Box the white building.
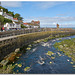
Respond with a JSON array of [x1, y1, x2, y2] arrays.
[[12, 18, 18, 22], [4, 22, 21, 30], [23, 23, 40, 28], [0, 9, 3, 15], [0, 9, 18, 21], [13, 21, 21, 29], [3, 12, 13, 20]]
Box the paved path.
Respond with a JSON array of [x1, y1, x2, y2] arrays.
[[0, 32, 35, 41]]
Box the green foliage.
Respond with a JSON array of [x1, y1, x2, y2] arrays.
[[8, 11, 14, 17], [0, 6, 8, 13], [4, 18, 12, 23], [21, 24, 27, 28], [0, 15, 4, 25], [14, 13, 23, 21], [24, 67, 30, 71], [14, 13, 20, 19], [0, 6, 23, 21], [43, 38, 49, 42], [0, 15, 12, 25], [18, 17, 23, 20], [46, 51, 54, 56]]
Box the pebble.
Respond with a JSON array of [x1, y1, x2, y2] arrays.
[[67, 59, 70, 62]]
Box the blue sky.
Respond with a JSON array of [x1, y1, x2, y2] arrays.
[[1, 1, 75, 28]]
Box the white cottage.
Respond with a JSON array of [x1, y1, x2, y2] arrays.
[[0, 9, 3, 15], [4, 22, 21, 30], [0, 9, 14, 21], [3, 12, 13, 20]]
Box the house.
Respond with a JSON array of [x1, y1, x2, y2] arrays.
[[0, 9, 21, 30], [13, 18, 18, 22], [4, 22, 21, 30], [0, 9, 18, 22], [3, 12, 13, 20], [23, 23, 31, 28], [13, 21, 21, 29], [0, 9, 3, 15], [31, 20, 40, 26], [23, 20, 40, 28]]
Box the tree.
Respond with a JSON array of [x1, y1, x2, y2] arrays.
[[18, 17, 23, 21], [14, 13, 20, 19], [0, 6, 8, 13], [21, 24, 27, 28], [4, 18, 12, 24], [8, 11, 14, 17], [14, 13, 23, 21], [0, 15, 4, 25]]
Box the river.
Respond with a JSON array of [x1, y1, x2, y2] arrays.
[[13, 35, 75, 74]]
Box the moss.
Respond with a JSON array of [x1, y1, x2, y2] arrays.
[[51, 57, 55, 59], [54, 38, 75, 62], [26, 47, 31, 50], [50, 62, 53, 64], [43, 38, 49, 42], [46, 51, 54, 56], [18, 64, 22, 67], [24, 67, 30, 71]]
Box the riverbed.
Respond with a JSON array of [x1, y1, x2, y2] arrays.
[[13, 35, 75, 74]]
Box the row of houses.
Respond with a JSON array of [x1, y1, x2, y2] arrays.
[[0, 9, 40, 30], [0, 9, 21, 30], [23, 20, 40, 28]]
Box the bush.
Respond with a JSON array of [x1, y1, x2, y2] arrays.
[[4, 18, 12, 23], [21, 24, 27, 28]]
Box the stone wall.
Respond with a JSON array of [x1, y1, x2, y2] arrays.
[[0, 31, 75, 61]]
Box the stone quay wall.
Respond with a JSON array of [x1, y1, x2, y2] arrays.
[[0, 30, 75, 61]]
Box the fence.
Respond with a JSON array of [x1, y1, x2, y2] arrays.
[[0, 28, 74, 38]]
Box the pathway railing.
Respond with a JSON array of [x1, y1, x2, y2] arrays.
[[0, 28, 47, 38], [0, 28, 74, 38]]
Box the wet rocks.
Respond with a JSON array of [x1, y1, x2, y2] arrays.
[[0, 60, 9, 66], [24, 67, 30, 71], [46, 51, 54, 56], [15, 48, 20, 53]]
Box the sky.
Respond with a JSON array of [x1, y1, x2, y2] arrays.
[[1, 1, 75, 28]]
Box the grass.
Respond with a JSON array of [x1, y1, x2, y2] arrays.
[[54, 38, 75, 62]]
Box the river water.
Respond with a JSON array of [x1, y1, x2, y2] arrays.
[[13, 35, 75, 74]]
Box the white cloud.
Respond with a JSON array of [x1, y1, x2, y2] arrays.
[[36, 1, 66, 9], [1, 1, 22, 7]]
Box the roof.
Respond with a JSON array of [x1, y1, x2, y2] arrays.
[[6, 13, 12, 16], [4, 12, 12, 17], [31, 20, 40, 24], [13, 18, 18, 20], [23, 23, 28, 25], [14, 22, 20, 24]]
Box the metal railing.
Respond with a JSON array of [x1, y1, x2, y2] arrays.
[[0, 28, 75, 38], [0, 28, 50, 38]]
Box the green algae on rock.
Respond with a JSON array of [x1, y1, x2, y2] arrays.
[[46, 51, 54, 56], [54, 38, 75, 62], [24, 67, 30, 71]]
